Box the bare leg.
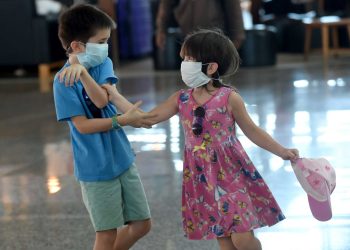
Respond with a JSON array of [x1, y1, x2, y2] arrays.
[[231, 231, 262, 250], [113, 219, 151, 250], [217, 236, 238, 250], [94, 229, 117, 250]]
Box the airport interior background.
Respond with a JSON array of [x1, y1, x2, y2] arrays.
[[0, 0, 350, 249]]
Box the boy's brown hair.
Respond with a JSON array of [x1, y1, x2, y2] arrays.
[[58, 4, 116, 51]]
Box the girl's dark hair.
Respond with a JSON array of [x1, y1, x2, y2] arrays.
[[58, 4, 116, 51], [180, 28, 240, 89]]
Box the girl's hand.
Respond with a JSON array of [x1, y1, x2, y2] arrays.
[[119, 101, 157, 128], [102, 84, 119, 102], [59, 64, 87, 87], [279, 148, 299, 161]]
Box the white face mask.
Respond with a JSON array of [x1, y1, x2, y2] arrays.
[[180, 61, 211, 88], [77, 43, 108, 68]]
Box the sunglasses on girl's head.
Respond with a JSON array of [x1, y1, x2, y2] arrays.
[[82, 88, 102, 118], [192, 106, 205, 136]]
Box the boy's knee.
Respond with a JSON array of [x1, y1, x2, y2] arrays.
[[96, 229, 117, 245], [130, 219, 151, 238], [143, 219, 152, 234]]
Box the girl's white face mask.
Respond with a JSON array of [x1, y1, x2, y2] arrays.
[[180, 61, 211, 88], [77, 43, 108, 68]]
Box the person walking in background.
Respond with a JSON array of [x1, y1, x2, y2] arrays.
[[104, 28, 299, 250], [53, 4, 153, 250], [155, 0, 246, 50]]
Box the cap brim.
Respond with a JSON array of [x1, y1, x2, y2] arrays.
[[307, 195, 332, 221]]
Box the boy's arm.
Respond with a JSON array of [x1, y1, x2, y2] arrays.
[[59, 63, 109, 108], [80, 69, 109, 108], [72, 116, 115, 134], [71, 101, 154, 134]]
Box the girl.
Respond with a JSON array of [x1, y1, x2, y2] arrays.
[[105, 29, 299, 250]]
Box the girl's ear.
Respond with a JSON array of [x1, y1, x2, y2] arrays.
[[70, 41, 84, 53], [207, 62, 218, 75]]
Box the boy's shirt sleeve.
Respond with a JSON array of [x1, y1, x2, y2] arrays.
[[96, 57, 118, 84], [53, 76, 86, 122]]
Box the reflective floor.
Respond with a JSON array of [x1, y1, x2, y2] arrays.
[[0, 54, 350, 250]]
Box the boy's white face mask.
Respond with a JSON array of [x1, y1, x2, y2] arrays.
[[77, 43, 108, 68], [180, 61, 211, 88]]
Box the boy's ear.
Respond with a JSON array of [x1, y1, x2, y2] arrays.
[[70, 41, 84, 53], [207, 62, 218, 75]]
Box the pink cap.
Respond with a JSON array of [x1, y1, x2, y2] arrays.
[[291, 158, 336, 221]]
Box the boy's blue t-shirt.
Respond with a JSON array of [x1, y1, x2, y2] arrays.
[[53, 57, 135, 182]]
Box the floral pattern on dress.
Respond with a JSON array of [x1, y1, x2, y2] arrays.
[[178, 87, 285, 240]]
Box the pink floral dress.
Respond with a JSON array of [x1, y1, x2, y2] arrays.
[[178, 87, 285, 240]]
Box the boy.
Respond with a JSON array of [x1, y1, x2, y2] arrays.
[[53, 4, 152, 250]]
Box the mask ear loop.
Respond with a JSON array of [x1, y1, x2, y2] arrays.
[[65, 41, 86, 56], [201, 62, 209, 75], [213, 72, 223, 83], [78, 41, 86, 47], [212, 74, 223, 83], [203, 62, 223, 83]]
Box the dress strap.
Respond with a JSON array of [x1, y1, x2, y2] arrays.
[[220, 87, 235, 107]]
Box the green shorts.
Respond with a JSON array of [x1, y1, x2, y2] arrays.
[[80, 164, 151, 232]]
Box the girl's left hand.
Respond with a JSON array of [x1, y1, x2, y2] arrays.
[[280, 148, 299, 161], [102, 84, 119, 102], [59, 64, 87, 87]]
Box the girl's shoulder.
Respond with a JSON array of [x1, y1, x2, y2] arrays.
[[220, 85, 238, 93], [228, 89, 245, 111], [217, 86, 238, 101]]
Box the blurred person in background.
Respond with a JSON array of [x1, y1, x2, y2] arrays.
[[155, 0, 246, 50]]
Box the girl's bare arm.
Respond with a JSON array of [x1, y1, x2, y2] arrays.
[[102, 84, 136, 113], [228, 91, 298, 160], [146, 91, 180, 125]]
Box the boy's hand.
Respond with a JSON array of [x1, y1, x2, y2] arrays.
[[69, 54, 80, 65], [119, 101, 156, 128], [59, 64, 87, 87]]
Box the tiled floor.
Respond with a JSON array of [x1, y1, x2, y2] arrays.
[[0, 54, 349, 250]]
